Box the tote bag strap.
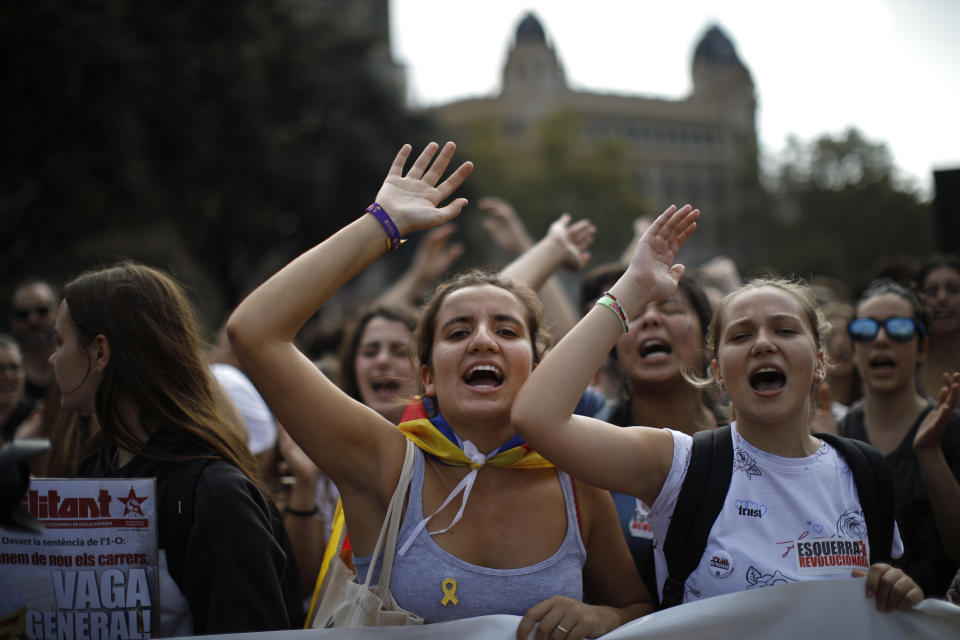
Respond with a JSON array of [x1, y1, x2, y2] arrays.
[[364, 438, 416, 593], [305, 500, 347, 626]]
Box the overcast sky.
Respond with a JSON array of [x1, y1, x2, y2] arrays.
[[391, 0, 960, 200]]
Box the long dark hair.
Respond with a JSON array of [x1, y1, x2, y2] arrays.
[[338, 305, 418, 402], [63, 262, 261, 487]]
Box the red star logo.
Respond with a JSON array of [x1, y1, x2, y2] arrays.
[[118, 486, 148, 517]]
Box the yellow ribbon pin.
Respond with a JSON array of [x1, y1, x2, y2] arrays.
[[440, 578, 459, 606]]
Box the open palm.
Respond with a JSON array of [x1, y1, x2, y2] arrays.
[[547, 213, 596, 271], [626, 204, 700, 302], [915, 372, 960, 453], [374, 142, 474, 236]]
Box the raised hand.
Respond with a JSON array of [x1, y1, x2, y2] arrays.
[[623, 204, 700, 304], [699, 255, 742, 295], [375, 142, 474, 236], [914, 371, 960, 454], [478, 196, 535, 256], [409, 225, 464, 284], [546, 213, 595, 271]]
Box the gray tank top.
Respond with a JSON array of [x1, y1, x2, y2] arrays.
[[354, 447, 587, 622]]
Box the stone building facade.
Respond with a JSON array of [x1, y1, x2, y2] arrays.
[[429, 13, 760, 263]]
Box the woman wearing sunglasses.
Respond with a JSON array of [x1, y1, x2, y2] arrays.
[[839, 279, 960, 597]]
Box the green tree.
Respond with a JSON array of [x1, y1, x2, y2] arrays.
[[443, 111, 653, 267], [753, 128, 932, 289], [1, 0, 428, 320]]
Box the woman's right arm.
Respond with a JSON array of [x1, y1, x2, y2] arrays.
[[375, 224, 463, 313], [227, 142, 472, 497], [482, 198, 592, 342], [511, 205, 699, 505], [499, 212, 595, 341]]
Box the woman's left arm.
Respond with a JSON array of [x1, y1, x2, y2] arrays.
[[500, 213, 595, 290], [500, 212, 595, 342], [515, 481, 654, 640], [913, 372, 960, 564]]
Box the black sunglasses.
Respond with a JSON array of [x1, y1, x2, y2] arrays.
[[13, 305, 52, 320], [848, 317, 924, 343]]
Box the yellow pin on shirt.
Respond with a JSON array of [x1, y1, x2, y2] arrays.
[[440, 578, 459, 606]]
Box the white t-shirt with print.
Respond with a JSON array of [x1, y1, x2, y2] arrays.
[[648, 422, 903, 604]]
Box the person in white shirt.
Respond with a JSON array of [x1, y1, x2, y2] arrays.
[[512, 204, 925, 612]]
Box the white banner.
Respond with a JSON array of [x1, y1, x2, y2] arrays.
[[190, 578, 960, 640], [0, 477, 159, 640]]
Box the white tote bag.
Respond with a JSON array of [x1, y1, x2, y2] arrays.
[[309, 439, 424, 628]]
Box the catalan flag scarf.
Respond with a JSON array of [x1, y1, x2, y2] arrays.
[[397, 396, 553, 469], [307, 396, 555, 621], [396, 396, 553, 555]]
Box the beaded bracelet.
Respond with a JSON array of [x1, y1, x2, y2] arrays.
[[284, 504, 319, 518], [596, 292, 630, 334], [366, 202, 406, 252]]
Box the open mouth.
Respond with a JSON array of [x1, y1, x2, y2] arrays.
[[640, 338, 672, 359], [749, 366, 786, 392], [869, 356, 897, 372], [371, 377, 402, 394], [463, 364, 504, 388]]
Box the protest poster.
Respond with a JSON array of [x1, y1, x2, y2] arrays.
[[0, 478, 159, 640]]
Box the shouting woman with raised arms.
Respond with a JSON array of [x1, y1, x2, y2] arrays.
[[511, 204, 924, 612], [228, 142, 653, 639]]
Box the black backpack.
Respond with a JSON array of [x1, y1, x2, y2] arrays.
[[659, 426, 895, 609]]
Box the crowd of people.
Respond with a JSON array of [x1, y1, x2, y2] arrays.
[[2, 141, 959, 638]]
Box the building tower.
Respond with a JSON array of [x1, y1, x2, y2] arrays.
[[430, 14, 761, 265]]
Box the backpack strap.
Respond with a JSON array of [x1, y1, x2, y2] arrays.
[[816, 433, 894, 564], [660, 425, 733, 609]]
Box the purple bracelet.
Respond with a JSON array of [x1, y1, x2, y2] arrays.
[[366, 203, 404, 252]]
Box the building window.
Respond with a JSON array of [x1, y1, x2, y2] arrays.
[[663, 170, 676, 197]]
